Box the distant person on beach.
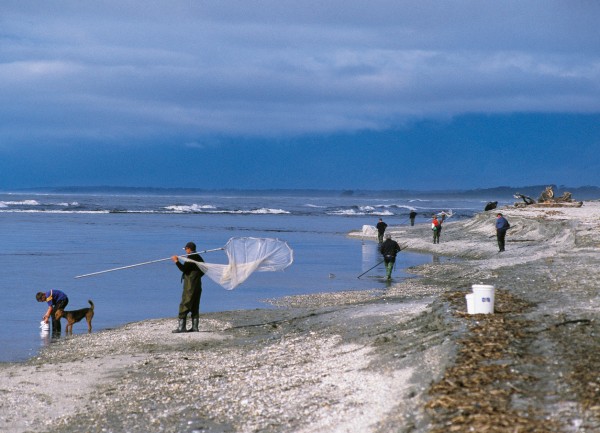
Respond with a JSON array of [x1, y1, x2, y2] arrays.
[[36, 289, 69, 336], [432, 215, 442, 244], [171, 241, 204, 333], [376, 218, 388, 243], [409, 210, 417, 226], [495, 213, 511, 252], [380, 233, 401, 280]]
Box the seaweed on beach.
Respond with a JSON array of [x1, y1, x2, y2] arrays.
[[547, 316, 600, 417], [425, 289, 562, 433]]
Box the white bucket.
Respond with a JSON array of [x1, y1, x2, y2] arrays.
[[472, 284, 495, 314], [39, 321, 50, 332], [465, 293, 475, 314]]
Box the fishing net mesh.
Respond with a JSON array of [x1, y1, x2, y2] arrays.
[[184, 237, 293, 290], [361, 225, 378, 236]]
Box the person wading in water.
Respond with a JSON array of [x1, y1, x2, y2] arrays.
[[380, 233, 401, 280], [376, 218, 388, 244]]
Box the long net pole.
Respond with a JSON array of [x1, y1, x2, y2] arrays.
[[357, 260, 384, 279], [74, 247, 225, 279]]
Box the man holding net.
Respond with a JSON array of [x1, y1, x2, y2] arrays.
[[379, 233, 401, 280], [171, 241, 204, 333]]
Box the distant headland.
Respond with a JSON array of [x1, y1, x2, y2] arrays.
[[4, 184, 600, 200]]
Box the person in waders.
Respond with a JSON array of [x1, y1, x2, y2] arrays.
[[376, 218, 388, 244], [380, 233, 401, 280], [409, 210, 417, 226], [496, 213, 510, 252], [171, 242, 204, 333], [432, 215, 442, 244]]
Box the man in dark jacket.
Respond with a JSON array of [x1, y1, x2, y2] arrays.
[[409, 210, 417, 226], [380, 234, 401, 280], [376, 218, 388, 243], [171, 241, 204, 333], [495, 213, 511, 252]]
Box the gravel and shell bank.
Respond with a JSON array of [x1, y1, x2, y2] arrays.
[[2, 201, 600, 433]]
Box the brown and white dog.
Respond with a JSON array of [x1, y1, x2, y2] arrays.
[[55, 300, 94, 334]]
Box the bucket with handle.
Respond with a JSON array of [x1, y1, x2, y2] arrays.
[[472, 284, 495, 314]]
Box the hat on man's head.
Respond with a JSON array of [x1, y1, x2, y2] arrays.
[[385, 233, 392, 239], [184, 241, 196, 251]]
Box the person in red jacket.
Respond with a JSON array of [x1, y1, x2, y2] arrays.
[[432, 215, 442, 244]]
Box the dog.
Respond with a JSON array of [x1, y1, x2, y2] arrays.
[[55, 300, 94, 335]]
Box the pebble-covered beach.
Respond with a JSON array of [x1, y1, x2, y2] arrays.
[[2, 201, 600, 433]]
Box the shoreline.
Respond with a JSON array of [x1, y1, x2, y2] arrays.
[[2, 201, 600, 432]]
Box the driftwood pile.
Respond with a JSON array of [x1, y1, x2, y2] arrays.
[[514, 186, 583, 208]]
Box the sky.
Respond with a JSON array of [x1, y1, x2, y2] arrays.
[[1, 1, 599, 191]]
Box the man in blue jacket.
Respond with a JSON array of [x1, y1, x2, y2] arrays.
[[496, 213, 511, 252], [36, 289, 69, 336]]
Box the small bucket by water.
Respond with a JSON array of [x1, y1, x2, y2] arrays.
[[472, 284, 495, 314], [465, 293, 475, 314], [39, 321, 50, 332]]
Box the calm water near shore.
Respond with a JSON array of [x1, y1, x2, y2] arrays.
[[0, 190, 492, 362]]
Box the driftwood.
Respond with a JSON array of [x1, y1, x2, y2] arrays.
[[538, 185, 555, 202], [514, 186, 583, 208], [514, 192, 535, 205]]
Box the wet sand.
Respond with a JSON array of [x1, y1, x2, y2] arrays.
[[2, 201, 600, 433]]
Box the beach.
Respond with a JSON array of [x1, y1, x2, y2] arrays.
[[2, 201, 600, 433]]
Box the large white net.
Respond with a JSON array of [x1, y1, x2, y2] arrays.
[[183, 237, 294, 290], [361, 225, 378, 236], [437, 210, 453, 219]]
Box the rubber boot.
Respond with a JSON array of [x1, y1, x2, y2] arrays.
[[385, 262, 393, 280], [172, 318, 187, 333], [190, 317, 199, 332], [52, 317, 61, 337]]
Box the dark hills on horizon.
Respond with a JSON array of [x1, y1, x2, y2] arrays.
[[8, 184, 600, 200]]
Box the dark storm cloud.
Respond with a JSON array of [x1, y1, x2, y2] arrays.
[[1, 0, 598, 143]]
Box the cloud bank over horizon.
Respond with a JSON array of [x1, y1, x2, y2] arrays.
[[2, 1, 599, 143], [1, 1, 599, 190]]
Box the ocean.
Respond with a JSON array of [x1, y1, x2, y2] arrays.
[[0, 190, 505, 362]]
